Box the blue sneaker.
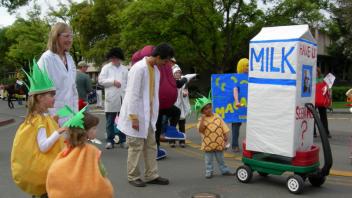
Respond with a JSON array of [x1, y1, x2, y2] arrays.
[[164, 126, 186, 140], [156, 148, 167, 160]]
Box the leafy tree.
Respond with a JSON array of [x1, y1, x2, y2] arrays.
[[119, 0, 264, 73], [4, 4, 49, 69], [264, 0, 329, 26], [0, 27, 14, 81], [0, 0, 29, 12], [327, 0, 352, 81], [70, 0, 131, 65]]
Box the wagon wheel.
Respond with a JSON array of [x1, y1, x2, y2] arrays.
[[286, 174, 304, 194]]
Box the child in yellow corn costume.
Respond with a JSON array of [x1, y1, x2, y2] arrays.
[[46, 107, 114, 198], [11, 60, 65, 197]]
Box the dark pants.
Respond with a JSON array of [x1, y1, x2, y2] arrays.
[[106, 112, 117, 144], [155, 105, 181, 147], [314, 107, 330, 136], [7, 94, 14, 109], [231, 123, 242, 148]]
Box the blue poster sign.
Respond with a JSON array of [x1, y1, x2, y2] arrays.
[[211, 73, 248, 123]]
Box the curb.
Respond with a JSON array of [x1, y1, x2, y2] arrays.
[[0, 118, 15, 127]]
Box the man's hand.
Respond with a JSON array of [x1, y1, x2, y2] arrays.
[[114, 80, 121, 88], [132, 119, 139, 131]]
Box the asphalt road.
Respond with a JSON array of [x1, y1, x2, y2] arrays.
[[0, 101, 351, 198]]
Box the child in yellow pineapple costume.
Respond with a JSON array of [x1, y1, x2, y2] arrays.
[[195, 95, 233, 179], [11, 60, 65, 197], [46, 106, 114, 198]]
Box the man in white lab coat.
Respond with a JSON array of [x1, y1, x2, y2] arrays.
[[118, 43, 174, 187], [98, 47, 128, 149]]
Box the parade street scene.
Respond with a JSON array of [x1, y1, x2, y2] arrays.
[[0, 99, 352, 198], [1, 0, 352, 198]]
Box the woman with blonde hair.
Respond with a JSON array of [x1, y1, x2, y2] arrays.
[[38, 22, 78, 126]]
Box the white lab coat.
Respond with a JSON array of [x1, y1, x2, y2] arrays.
[[98, 62, 128, 112], [118, 57, 160, 139], [38, 50, 78, 126]]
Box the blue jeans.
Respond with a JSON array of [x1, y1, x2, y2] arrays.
[[231, 123, 241, 148], [204, 151, 230, 176], [105, 112, 117, 144]]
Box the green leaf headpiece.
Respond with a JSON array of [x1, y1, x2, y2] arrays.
[[193, 94, 212, 113], [22, 59, 55, 95], [57, 105, 88, 129]]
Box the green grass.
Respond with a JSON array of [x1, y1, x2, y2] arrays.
[[332, 101, 351, 109]]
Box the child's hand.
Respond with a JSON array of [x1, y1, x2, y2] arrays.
[[57, 127, 68, 135], [182, 89, 189, 97], [52, 115, 59, 123]]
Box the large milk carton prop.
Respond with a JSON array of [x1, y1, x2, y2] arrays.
[[246, 25, 317, 157]]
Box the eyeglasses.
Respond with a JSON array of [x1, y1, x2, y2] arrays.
[[59, 33, 73, 39]]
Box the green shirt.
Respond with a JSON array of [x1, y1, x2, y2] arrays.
[[76, 70, 92, 101]]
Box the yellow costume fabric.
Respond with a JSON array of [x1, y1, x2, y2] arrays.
[[47, 143, 114, 198], [11, 114, 64, 196], [198, 114, 230, 152]]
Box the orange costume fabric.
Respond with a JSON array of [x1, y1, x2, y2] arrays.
[[198, 114, 230, 152], [11, 114, 64, 196], [46, 143, 114, 198]]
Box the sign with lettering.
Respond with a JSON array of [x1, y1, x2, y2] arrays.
[[246, 25, 317, 157], [211, 73, 248, 123]]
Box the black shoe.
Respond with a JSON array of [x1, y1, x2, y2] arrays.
[[328, 134, 332, 138], [146, 177, 169, 185], [128, 179, 146, 187]]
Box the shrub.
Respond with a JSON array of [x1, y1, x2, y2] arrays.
[[332, 86, 351, 101]]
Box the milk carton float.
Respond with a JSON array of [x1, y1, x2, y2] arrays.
[[236, 25, 333, 194], [246, 24, 317, 157]]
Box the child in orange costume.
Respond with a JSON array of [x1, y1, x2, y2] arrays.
[[11, 60, 65, 198], [46, 106, 114, 198]]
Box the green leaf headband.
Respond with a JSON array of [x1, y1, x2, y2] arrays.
[[193, 96, 212, 113], [22, 59, 55, 95], [57, 105, 88, 129], [192, 91, 212, 114]]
